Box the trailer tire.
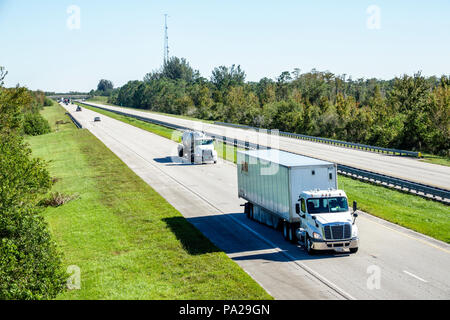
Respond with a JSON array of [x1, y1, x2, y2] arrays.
[[288, 225, 297, 243]]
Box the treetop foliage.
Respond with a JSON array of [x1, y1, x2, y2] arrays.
[[103, 58, 449, 156]]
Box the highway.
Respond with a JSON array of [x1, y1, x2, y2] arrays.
[[62, 103, 450, 300], [79, 101, 450, 191]]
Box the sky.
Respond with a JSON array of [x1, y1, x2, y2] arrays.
[[0, 0, 449, 92]]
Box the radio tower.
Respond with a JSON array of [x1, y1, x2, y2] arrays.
[[164, 14, 169, 65]]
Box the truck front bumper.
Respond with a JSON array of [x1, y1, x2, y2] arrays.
[[311, 237, 359, 251]]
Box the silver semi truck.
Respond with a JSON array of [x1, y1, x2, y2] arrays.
[[178, 131, 218, 164], [237, 149, 359, 254]]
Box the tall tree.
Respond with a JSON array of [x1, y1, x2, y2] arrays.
[[211, 65, 246, 91], [97, 79, 114, 92]]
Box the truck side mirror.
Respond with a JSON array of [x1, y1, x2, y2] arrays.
[[296, 203, 300, 214], [353, 201, 358, 213], [353, 212, 358, 225]]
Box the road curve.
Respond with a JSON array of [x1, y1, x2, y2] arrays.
[[80, 101, 450, 191], [63, 103, 450, 300]]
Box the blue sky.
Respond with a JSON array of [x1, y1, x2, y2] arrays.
[[0, 0, 449, 92]]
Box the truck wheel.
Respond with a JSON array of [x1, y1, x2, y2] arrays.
[[305, 236, 316, 255], [288, 226, 297, 244], [350, 248, 359, 254], [178, 149, 184, 157]]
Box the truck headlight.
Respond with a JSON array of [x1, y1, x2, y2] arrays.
[[312, 232, 322, 240], [352, 226, 358, 238]]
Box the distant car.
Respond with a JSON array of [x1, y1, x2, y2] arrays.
[[76, 106, 82, 112], [94, 117, 101, 122]]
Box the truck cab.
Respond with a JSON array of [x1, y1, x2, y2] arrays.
[[295, 189, 359, 254], [178, 131, 218, 164]]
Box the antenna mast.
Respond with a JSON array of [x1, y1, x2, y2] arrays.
[[164, 14, 169, 65]]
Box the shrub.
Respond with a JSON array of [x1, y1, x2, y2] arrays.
[[23, 112, 51, 136], [0, 207, 66, 300], [0, 132, 66, 300], [43, 98, 53, 107]]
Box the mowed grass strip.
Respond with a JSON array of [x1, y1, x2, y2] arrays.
[[420, 153, 450, 167], [27, 103, 272, 300], [74, 102, 450, 243]]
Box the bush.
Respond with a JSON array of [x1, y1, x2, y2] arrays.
[[0, 208, 66, 300], [44, 98, 53, 107], [23, 112, 51, 136], [0, 132, 66, 300]]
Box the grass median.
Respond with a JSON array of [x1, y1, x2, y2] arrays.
[[27, 102, 272, 299], [75, 101, 450, 243]]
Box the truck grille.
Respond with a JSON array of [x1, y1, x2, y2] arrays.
[[324, 224, 351, 240], [203, 150, 212, 158]]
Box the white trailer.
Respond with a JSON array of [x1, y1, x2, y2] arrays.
[[237, 149, 359, 254]]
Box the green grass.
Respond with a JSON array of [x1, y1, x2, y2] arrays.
[[420, 153, 450, 167], [41, 100, 74, 132], [339, 176, 450, 243], [26, 103, 272, 300], [86, 96, 109, 104], [73, 103, 450, 243]]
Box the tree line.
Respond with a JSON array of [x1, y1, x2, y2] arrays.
[[99, 57, 449, 156], [0, 66, 65, 299]]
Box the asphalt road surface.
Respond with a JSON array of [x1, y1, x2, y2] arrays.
[[80, 101, 450, 191], [63, 103, 450, 300]]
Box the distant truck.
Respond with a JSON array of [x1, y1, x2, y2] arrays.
[[237, 149, 359, 254], [178, 131, 218, 164]]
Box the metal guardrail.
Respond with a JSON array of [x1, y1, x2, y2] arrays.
[[214, 121, 422, 158], [77, 101, 449, 203], [65, 112, 83, 129], [337, 165, 449, 202]]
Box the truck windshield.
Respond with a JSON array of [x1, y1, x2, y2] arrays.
[[199, 139, 214, 145], [307, 197, 349, 214]]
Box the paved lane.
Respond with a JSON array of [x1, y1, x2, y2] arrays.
[[63, 103, 450, 300]]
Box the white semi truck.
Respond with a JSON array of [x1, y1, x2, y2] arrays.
[[178, 131, 218, 164], [237, 149, 359, 254]]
